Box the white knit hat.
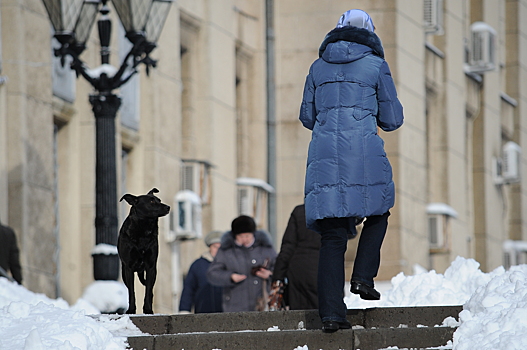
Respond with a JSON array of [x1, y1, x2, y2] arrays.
[[336, 9, 375, 32]]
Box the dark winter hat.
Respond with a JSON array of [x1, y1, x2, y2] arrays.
[[204, 230, 223, 247], [231, 215, 256, 236]]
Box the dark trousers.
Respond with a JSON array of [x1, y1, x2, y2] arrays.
[[316, 212, 389, 322]]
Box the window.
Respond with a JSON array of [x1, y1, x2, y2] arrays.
[[181, 159, 212, 205], [180, 13, 200, 156], [428, 215, 444, 249], [235, 45, 255, 175], [0, 16, 2, 74], [118, 25, 140, 130]]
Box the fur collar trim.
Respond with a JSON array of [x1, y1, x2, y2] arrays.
[[220, 230, 273, 250], [201, 251, 214, 262], [319, 26, 384, 59]]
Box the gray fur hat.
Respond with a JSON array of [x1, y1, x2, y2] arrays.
[[204, 230, 223, 247]]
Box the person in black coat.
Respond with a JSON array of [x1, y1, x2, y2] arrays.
[[272, 204, 320, 310], [0, 220, 23, 284], [179, 231, 223, 313]]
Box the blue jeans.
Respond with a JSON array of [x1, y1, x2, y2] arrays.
[[316, 212, 389, 322]]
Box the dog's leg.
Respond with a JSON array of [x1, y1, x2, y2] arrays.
[[143, 266, 157, 314], [122, 263, 137, 314]]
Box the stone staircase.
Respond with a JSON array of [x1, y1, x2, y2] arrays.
[[123, 305, 462, 350]]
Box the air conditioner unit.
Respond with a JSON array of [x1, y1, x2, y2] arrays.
[[502, 141, 521, 183], [466, 22, 497, 73], [426, 203, 458, 251], [493, 141, 522, 185], [166, 190, 202, 242], [424, 0, 444, 35]]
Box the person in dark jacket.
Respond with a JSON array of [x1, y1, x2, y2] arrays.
[[299, 9, 404, 332], [179, 230, 223, 313], [0, 220, 23, 284], [207, 215, 277, 312], [271, 204, 320, 310]]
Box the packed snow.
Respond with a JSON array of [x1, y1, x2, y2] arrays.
[[1, 256, 527, 349], [0, 280, 141, 350]]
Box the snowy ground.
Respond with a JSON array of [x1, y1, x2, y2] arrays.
[[1, 256, 527, 349]]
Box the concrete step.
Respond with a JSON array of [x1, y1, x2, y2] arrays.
[[127, 326, 456, 350], [115, 306, 462, 350], [127, 305, 462, 334]]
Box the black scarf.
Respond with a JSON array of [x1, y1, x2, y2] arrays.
[[319, 26, 384, 59]]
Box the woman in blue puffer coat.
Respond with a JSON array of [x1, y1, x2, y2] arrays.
[[299, 9, 404, 333]]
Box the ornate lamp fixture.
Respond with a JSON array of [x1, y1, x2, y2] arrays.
[[42, 0, 173, 282], [112, 0, 172, 73]]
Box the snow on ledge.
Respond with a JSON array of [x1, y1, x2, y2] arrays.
[[426, 203, 458, 218], [91, 243, 118, 255], [236, 177, 275, 193]]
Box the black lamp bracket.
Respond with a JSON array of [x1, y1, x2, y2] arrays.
[[54, 31, 157, 94]]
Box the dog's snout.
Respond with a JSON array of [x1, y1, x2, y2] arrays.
[[160, 204, 170, 217]]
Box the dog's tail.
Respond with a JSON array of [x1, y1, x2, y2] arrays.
[[138, 270, 147, 286]]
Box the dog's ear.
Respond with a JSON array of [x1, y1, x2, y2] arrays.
[[147, 188, 159, 196], [120, 194, 137, 205]]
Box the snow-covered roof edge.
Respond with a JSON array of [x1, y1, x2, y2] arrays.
[[426, 203, 458, 218], [236, 177, 275, 193]]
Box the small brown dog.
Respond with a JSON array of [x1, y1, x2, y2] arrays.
[[118, 188, 170, 314]]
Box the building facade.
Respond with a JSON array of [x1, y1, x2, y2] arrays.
[[0, 0, 526, 313]]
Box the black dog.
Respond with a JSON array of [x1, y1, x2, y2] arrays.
[[118, 188, 170, 314]]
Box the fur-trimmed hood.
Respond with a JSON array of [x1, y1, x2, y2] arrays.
[[319, 26, 384, 60], [219, 230, 274, 250]]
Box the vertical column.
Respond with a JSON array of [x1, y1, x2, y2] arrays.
[[90, 93, 121, 280]]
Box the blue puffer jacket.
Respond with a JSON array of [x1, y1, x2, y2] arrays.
[[300, 26, 404, 230]]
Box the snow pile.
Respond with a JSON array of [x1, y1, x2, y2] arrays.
[[0, 277, 70, 310], [454, 264, 527, 350], [0, 301, 128, 350], [345, 257, 527, 349], [1, 257, 527, 349], [82, 281, 128, 313], [0, 278, 142, 350], [345, 256, 502, 308]]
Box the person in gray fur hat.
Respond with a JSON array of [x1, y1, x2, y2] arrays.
[[207, 215, 277, 312]]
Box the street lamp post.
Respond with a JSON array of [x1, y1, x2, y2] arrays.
[[42, 0, 172, 281]]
